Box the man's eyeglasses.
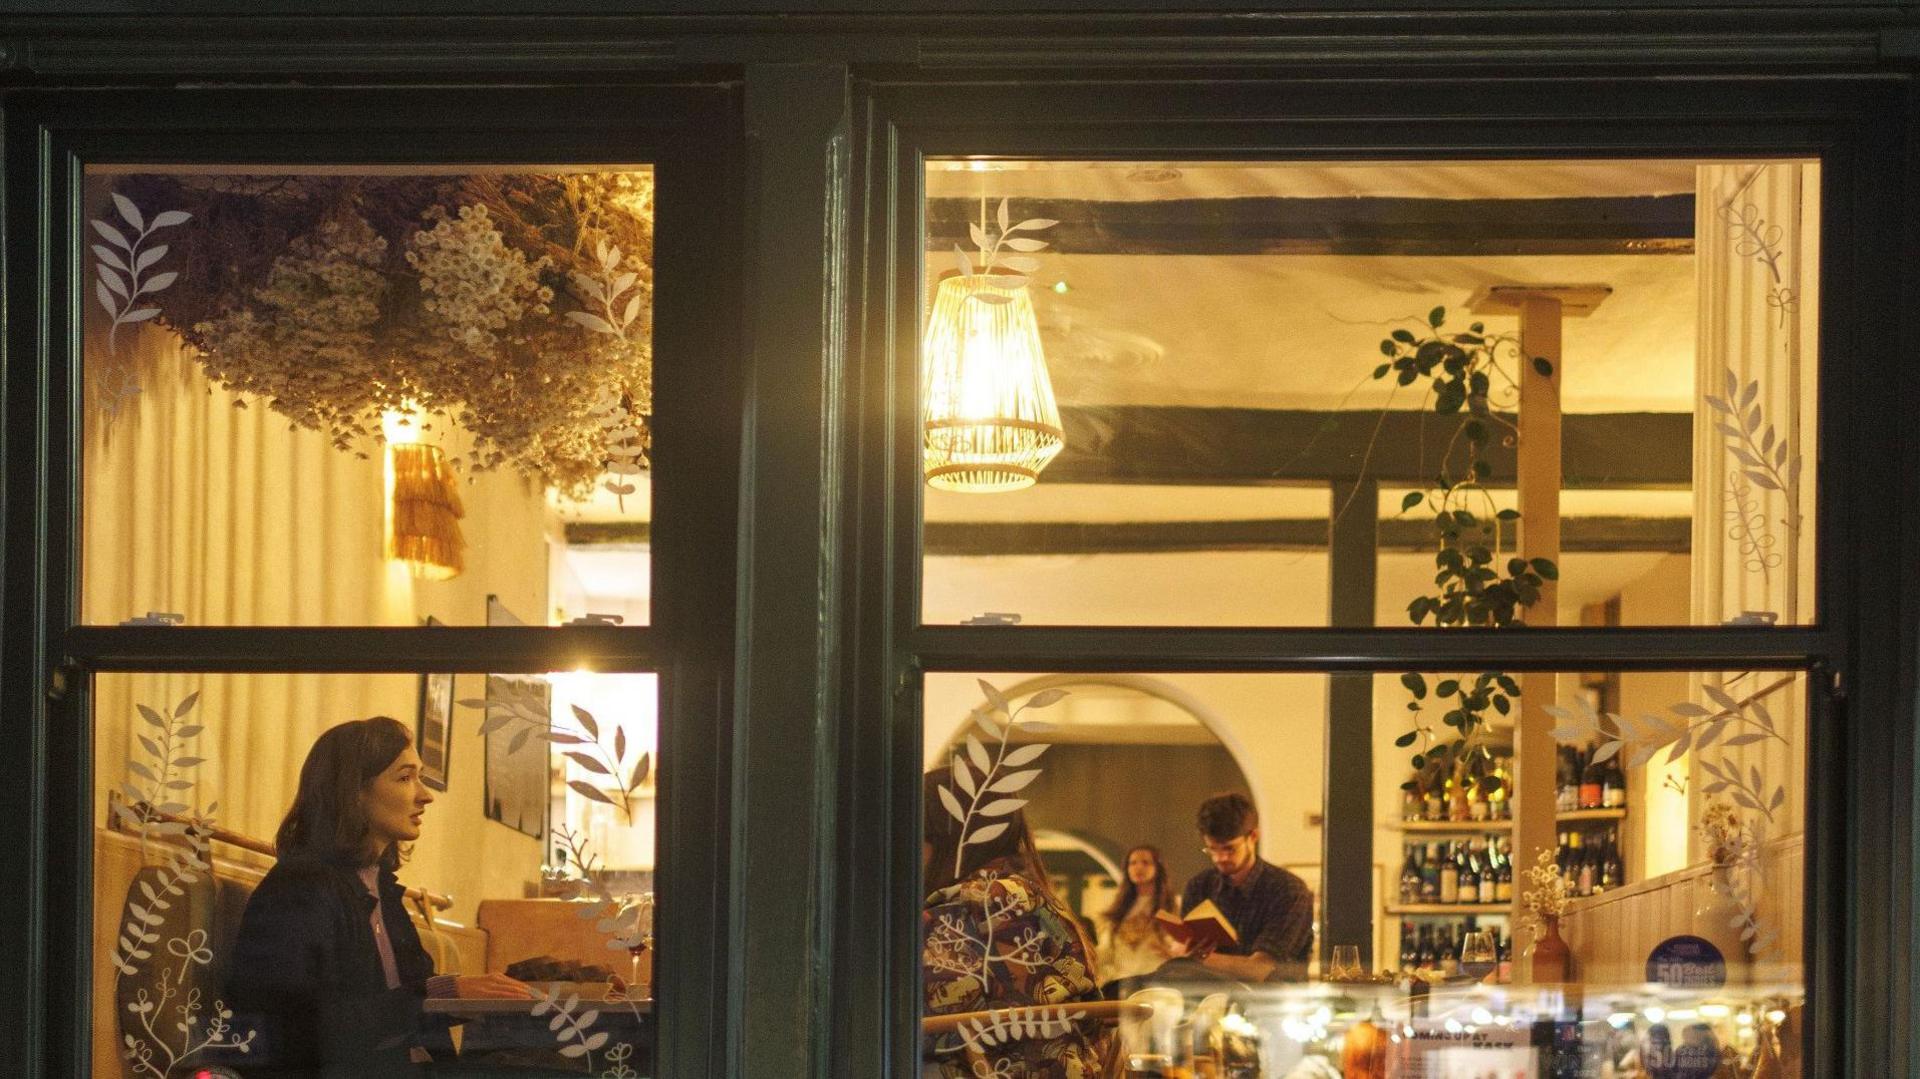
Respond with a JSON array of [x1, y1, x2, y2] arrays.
[[1200, 833, 1253, 858]]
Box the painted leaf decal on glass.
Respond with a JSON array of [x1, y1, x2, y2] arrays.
[[938, 783, 967, 824], [988, 768, 1041, 793], [1001, 743, 1048, 767], [569, 779, 615, 806], [93, 219, 132, 250], [951, 754, 976, 797], [966, 733, 991, 774], [964, 822, 1008, 846], [113, 192, 145, 232]]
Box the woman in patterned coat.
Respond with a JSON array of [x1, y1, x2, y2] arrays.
[[922, 770, 1117, 1079]]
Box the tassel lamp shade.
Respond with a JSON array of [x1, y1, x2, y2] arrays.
[[921, 274, 1064, 492], [383, 409, 466, 580]]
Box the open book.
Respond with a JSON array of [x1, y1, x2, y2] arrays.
[[1154, 900, 1239, 953]]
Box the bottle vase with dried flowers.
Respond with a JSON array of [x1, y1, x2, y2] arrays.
[[1529, 915, 1573, 984]]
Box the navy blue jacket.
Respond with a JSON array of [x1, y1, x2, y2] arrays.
[[225, 855, 455, 1078]]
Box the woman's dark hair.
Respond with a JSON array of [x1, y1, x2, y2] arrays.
[[1196, 791, 1258, 844], [275, 716, 414, 871], [922, 769, 1057, 902], [1102, 845, 1174, 925]]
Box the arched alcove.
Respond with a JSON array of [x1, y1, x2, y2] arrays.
[[925, 673, 1266, 922]]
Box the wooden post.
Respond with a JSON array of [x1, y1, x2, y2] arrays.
[[1324, 479, 1378, 971], [1468, 284, 1606, 980], [1514, 296, 1563, 977]]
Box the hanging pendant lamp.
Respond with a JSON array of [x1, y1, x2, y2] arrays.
[[921, 202, 1063, 493]]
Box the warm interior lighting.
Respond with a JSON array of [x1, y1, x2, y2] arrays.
[[921, 274, 1064, 492], [382, 406, 465, 580]]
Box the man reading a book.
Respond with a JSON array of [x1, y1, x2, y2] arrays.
[[1164, 792, 1314, 982]]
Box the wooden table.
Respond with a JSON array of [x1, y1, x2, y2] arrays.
[[424, 997, 653, 1074]]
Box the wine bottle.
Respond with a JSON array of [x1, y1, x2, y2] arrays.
[[1495, 840, 1514, 902], [1457, 843, 1479, 904], [1400, 922, 1418, 971], [1401, 845, 1422, 904], [1604, 754, 1628, 809], [1439, 841, 1460, 904], [1603, 833, 1625, 890], [1556, 747, 1576, 813], [1476, 841, 1497, 904], [1449, 759, 1470, 822], [1574, 831, 1594, 896], [1421, 843, 1441, 903], [1579, 747, 1604, 810], [1415, 926, 1435, 971]]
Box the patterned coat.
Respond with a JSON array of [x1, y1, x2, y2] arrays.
[[922, 858, 1115, 1079]]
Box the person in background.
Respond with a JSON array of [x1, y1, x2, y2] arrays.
[[1167, 792, 1314, 982], [1095, 845, 1178, 988], [921, 770, 1115, 1078], [227, 716, 532, 1077]]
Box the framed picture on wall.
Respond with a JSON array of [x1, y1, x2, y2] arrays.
[[416, 616, 453, 792], [483, 595, 547, 840]]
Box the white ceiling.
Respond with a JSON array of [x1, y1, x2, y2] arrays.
[[1030, 251, 1696, 412]]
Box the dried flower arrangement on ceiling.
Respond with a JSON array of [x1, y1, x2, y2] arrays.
[[98, 170, 654, 497]]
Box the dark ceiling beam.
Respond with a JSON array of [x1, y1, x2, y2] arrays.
[[922, 516, 1690, 557], [1048, 406, 1691, 488], [566, 516, 1690, 555], [927, 195, 1694, 257]]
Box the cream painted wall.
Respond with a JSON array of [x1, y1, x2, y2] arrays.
[[1618, 555, 1695, 879], [86, 326, 552, 925]]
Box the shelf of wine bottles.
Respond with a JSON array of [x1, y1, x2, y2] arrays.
[[1557, 742, 1628, 814], [1555, 826, 1626, 898], [1396, 837, 1513, 907], [1396, 917, 1514, 984], [1399, 747, 1513, 824]]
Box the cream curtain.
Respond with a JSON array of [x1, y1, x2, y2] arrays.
[[85, 323, 551, 922], [1690, 161, 1820, 847]]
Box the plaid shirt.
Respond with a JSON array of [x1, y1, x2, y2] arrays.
[[1181, 860, 1314, 973]]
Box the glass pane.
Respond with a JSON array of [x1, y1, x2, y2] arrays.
[[920, 669, 1808, 1076], [91, 669, 658, 1077], [80, 165, 655, 627], [919, 159, 1819, 627]]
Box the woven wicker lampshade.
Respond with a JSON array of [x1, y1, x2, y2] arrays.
[[920, 274, 1064, 493], [384, 409, 465, 580]]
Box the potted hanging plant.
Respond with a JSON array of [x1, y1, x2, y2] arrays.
[[1373, 307, 1558, 805]]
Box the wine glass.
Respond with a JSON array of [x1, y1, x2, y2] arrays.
[[1459, 930, 1497, 982], [626, 892, 656, 997], [1330, 944, 1363, 982]]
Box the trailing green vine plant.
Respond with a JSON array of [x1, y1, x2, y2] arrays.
[[1370, 306, 1558, 796]]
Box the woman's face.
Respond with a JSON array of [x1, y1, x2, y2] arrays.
[[361, 744, 434, 851], [1126, 849, 1159, 886]]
